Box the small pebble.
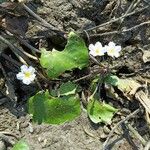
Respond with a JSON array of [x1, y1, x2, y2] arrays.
[[28, 123, 34, 133], [0, 140, 6, 150], [100, 133, 107, 140], [103, 126, 110, 134]]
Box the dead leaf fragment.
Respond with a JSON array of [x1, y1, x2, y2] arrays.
[[135, 90, 150, 124], [117, 79, 141, 99], [142, 50, 150, 63], [105, 75, 141, 101]]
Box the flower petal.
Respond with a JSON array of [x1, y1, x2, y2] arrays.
[[89, 44, 95, 51], [16, 72, 25, 80], [107, 52, 114, 57], [108, 42, 116, 47], [30, 74, 36, 81], [22, 78, 32, 85], [114, 52, 120, 58], [28, 66, 36, 74], [21, 65, 28, 72], [115, 46, 121, 52], [95, 42, 102, 49], [101, 47, 107, 53], [89, 50, 97, 57]]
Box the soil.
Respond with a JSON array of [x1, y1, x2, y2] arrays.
[[0, 0, 150, 150], [0, 101, 103, 150]]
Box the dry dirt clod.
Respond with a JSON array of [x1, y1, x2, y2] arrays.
[[0, 140, 6, 150], [142, 50, 150, 63], [0, 133, 15, 146]]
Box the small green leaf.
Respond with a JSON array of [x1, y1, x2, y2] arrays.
[[12, 139, 29, 150], [50, 89, 58, 97], [90, 75, 100, 93], [87, 98, 117, 124], [40, 32, 89, 78], [104, 74, 119, 86], [59, 81, 77, 96], [28, 91, 81, 125]]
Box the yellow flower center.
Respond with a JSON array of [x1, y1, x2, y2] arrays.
[[108, 48, 115, 54], [95, 49, 100, 54], [24, 72, 31, 78]]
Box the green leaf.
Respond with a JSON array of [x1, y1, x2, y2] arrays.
[[50, 89, 58, 97], [28, 91, 81, 125], [12, 139, 29, 150], [90, 75, 100, 93], [104, 74, 119, 86], [40, 32, 89, 78], [59, 81, 77, 96], [87, 98, 117, 124]]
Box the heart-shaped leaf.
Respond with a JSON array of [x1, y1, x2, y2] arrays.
[[28, 91, 81, 125], [59, 81, 77, 96], [87, 98, 117, 124], [40, 32, 89, 79]]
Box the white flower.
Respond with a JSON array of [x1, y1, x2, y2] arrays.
[[105, 42, 121, 58], [16, 65, 36, 85], [89, 42, 106, 57]]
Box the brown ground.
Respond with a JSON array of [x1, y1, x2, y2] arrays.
[[0, 0, 150, 149]]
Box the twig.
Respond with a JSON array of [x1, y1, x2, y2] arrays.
[[0, 132, 18, 140], [0, 35, 32, 65], [83, 30, 90, 43], [0, 133, 15, 145], [1, 25, 41, 54], [143, 0, 150, 6], [144, 140, 150, 150], [132, 0, 142, 9], [90, 55, 101, 65], [85, 6, 149, 32], [119, 0, 140, 27], [90, 31, 119, 37], [109, 0, 141, 40], [118, 20, 150, 32], [73, 74, 93, 83], [89, 55, 106, 69], [19, 48, 38, 60], [22, 3, 62, 33], [123, 0, 141, 19], [127, 124, 146, 146], [90, 20, 150, 37], [16, 36, 41, 53], [73, 67, 101, 83], [103, 108, 140, 149], [1, 53, 22, 67], [82, 126, 95, 138]]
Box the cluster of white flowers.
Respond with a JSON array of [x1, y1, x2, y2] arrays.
[[16, 65, 36, 85], [16, 42, 121, 85], [89, 41, 121, 58]]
